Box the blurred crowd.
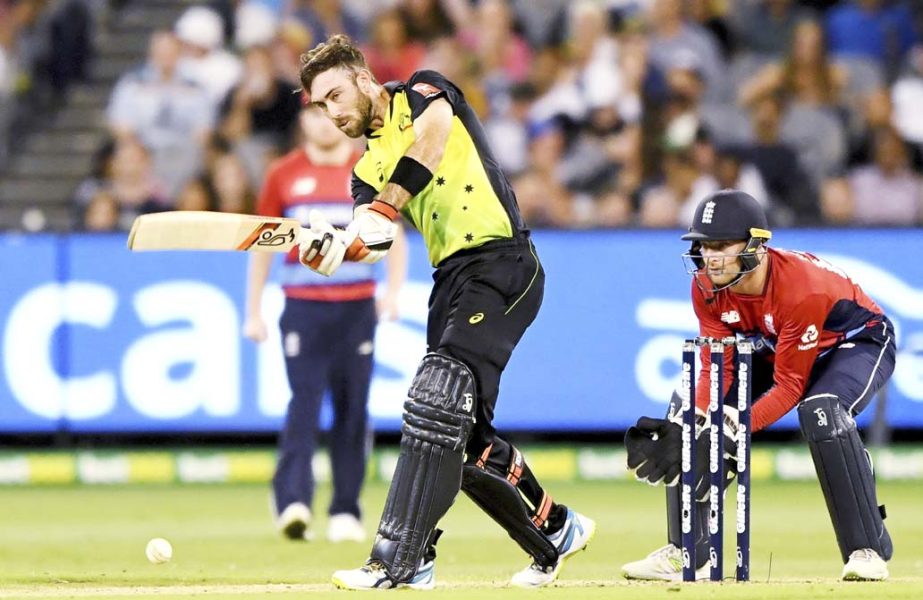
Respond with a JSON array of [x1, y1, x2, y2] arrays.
[[0, 0, 94, 167], [14, 0, 923, 231]]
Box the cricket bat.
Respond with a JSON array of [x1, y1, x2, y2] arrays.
[[127, 211, 305, 253]]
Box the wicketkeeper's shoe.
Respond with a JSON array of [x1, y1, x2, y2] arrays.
[[620, 544, 709, 581], [276, 502, 313, 541], [326, 513, 366, 543], [331, 559, 436, 590], [842, 548, 889, 581], [510, 508, 596, 588]]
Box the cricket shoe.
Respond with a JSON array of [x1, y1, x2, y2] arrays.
[[510, 508, 596, 588], [842, 548, 888, 581], [620, 544, 709, 581], [326, 513, 366, 543], [276, 502, 314, 541], [331, 559, 436, 590]]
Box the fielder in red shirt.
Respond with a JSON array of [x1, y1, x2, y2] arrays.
[[623, 190, 895, 582], [243, 100, 406, 544]]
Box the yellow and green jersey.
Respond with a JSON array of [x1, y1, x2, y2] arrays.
[[351, 70, 526, 266]]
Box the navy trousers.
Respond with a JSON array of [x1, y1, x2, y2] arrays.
[[272, 297, 376, 518], [740, 318, 896, 417]]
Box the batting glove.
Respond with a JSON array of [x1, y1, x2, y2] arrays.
[[343, 200, 398, 264], [299, 210, 347, 276]]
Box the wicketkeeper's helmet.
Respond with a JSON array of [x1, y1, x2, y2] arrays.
[[681, 189, 772, 272]]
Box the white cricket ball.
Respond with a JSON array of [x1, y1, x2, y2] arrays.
[[145, 538, 173, 564]]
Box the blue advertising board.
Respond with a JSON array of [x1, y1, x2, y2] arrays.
[[1, 229, 920, 433]]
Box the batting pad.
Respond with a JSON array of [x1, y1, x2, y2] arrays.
[[370, 354, 476, 582], [798, 396, 892, 562]]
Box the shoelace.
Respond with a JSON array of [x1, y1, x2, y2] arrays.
[[850, 549, 877, 562], [651, 545, 680, 561], [363, 561, 389, 577], [528, 563, 554, 574]]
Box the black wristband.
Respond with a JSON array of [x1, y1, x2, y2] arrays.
[[389, 156, 433, 197]]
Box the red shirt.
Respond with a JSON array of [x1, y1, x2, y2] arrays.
[[257, 148, 375, 301], [692, 247, 884, 431]]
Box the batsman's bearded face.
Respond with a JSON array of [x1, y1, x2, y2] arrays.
[[699, 240, 747, 286], [310, 68, 375, 139]]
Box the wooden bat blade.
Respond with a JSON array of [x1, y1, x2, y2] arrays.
[[127, 211, 303, 253]]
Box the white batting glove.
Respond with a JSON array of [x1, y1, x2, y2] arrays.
[[298, 210, 347, 276], [343, 200, 398, 264]]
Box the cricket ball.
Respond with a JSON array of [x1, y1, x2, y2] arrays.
[[145, 537, 173, 564]]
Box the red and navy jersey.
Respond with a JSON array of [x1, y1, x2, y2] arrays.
[[257, 148, 375, 301], [691, 247, 887, 431]]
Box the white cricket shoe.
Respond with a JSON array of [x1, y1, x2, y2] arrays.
[[510, 508, 596, 588], [276, 502, 313, 541], [842, 548, 889, 581], [621, 544, 709, 581], [326, 513, 366, 543], [406, 559, 436, 590], [331, 559, 436, 590]]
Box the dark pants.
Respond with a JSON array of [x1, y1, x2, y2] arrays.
[[802, 325, 895, 417], [426, 235, 545, 454], [272, 297, 376, 518], [368, 234, 558, 580], [731, 321, 895, 416]]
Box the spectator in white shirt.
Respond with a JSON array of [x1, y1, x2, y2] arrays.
[[107, 31, 215, 198], [175, 5, 243, 107]]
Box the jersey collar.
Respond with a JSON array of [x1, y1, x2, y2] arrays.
[[365, 81, 402, 139]]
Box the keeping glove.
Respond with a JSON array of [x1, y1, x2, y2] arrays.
[[343, 199, 398, 264], [625, 416, 684, 486], [299, 210, 348, 276], [692, 405, 739, 502]]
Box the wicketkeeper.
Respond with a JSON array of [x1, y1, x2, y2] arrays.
[[623, 190, 895, 581]]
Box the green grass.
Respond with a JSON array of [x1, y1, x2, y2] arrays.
[[0, 480, 921, 599]]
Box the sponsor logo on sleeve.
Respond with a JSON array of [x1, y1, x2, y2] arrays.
[[798, 324, 819, 350], [412, 82, 442, 98]]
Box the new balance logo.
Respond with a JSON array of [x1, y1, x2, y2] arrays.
[[721, 310, 740, 324], [701, 200, 716, 224], [462, 393, 473, 413]]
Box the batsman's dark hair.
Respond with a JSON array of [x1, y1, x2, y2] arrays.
[[299, 34, 372, 93]]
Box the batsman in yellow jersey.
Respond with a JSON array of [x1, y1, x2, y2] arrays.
[[296, 34, 595, 590]]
